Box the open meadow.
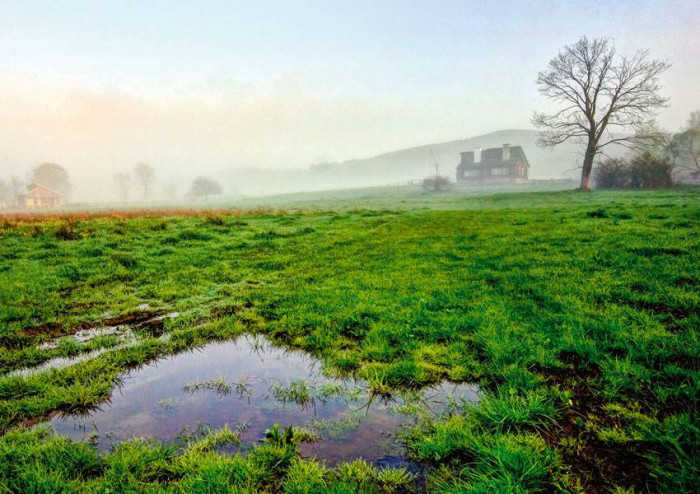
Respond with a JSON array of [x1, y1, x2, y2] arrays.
[[0, 187, 698, 493]]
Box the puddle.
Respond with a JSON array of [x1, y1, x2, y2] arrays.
[[15, 313, 181, 376], [73, 325, 128, 343], [47, 336, 479, 466]]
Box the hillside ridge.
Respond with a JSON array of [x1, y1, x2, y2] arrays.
[[219, 129, 624, 196]]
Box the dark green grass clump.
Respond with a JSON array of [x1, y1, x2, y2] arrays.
[[0, 188, 698, 492], [0, 425, 414, 493]]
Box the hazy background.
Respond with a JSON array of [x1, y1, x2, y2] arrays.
[[1, 0, 698, 201]]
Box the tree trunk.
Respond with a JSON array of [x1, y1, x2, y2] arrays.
[[580, 145, 596, 191]]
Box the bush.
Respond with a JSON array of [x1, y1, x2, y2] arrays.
[[594, 153, 673, 189], [629, 152, 673, 189], [594, 158, 630, 189], [422, 175, 451, 192]]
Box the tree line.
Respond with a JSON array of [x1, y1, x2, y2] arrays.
[[0, 162, 225, 207], [112, 164, 224, 202]]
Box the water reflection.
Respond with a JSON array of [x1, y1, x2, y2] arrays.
[[49, 335, 479, 465]]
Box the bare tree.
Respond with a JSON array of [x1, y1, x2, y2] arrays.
[[0, 179, 9, 207], [668, 111, 700, 173], [113, 172, 132, 203], [133, 163, 155, 201], [672, 131, 700, 173], [10, 175, 23, 207], [187, 177, 223, 201], [533, 36, 670, 190]]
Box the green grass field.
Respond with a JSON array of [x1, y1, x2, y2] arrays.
[[0, 187, 698, 493]]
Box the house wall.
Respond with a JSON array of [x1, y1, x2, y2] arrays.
[[457, 144, 529, 183], [21, 188, 62, 208], [457, 160, 528, 182], [24, 197, 60, 208]]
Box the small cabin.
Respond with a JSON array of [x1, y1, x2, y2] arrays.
[[456, 144, 529, 183], [18, 183, 62, 208]]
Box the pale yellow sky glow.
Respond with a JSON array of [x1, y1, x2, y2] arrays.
[[1, 74, 518, 199], [1, 1, 698, 200]]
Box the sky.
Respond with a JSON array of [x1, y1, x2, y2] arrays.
[[0, 0, 698, 199]]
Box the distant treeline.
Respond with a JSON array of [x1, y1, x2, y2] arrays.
[[0, 160, 225, 208]]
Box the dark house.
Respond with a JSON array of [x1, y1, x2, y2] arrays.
[[456, 144, 529, 183]]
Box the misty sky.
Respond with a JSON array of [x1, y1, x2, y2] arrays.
[[1, 0, 698, 199]]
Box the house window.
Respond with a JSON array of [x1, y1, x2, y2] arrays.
[[491, 167, 510, 175], [463, 170, 480, 177]]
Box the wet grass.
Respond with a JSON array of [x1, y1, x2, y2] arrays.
[[183, 376, 233, 396], [269, 379, 350, 409], [0, 187, 699, 492]]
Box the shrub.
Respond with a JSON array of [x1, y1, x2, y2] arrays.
[[629, 152, 673, 189], [594, 153, 673, 189], [594, 158, 630, 189], [422, 175, 451, 192]]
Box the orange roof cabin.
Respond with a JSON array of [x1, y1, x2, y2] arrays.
[[18, 183, 62, 208]]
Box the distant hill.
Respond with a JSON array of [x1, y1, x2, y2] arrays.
[[219, 129, 627, 197]]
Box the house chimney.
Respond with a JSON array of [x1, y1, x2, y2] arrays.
[[474, 147, 482, 163], [460, 151, 473, 164], [502, 143, 511, 160]]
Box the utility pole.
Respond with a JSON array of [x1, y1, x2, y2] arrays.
[[430, 149, 440, 178]]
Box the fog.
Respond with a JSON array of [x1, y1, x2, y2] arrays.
[[1, 1, 699, 203]]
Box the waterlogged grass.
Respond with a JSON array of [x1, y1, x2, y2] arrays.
[[0, 425, 413, 493], [269, 379, 351, 408], [0, 187, 698, 492], [183, 376, 233, 396]]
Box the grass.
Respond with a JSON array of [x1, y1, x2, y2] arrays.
[[268, 379, 348, 409], [0, 186, 698, 492], [309, 413, 363, 440], [183, 376, 233, 396], [232, 376, 254, 399]]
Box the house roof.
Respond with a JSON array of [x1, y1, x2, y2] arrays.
[[18, 183, 62, 198], [457, 145, 530, 170]]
